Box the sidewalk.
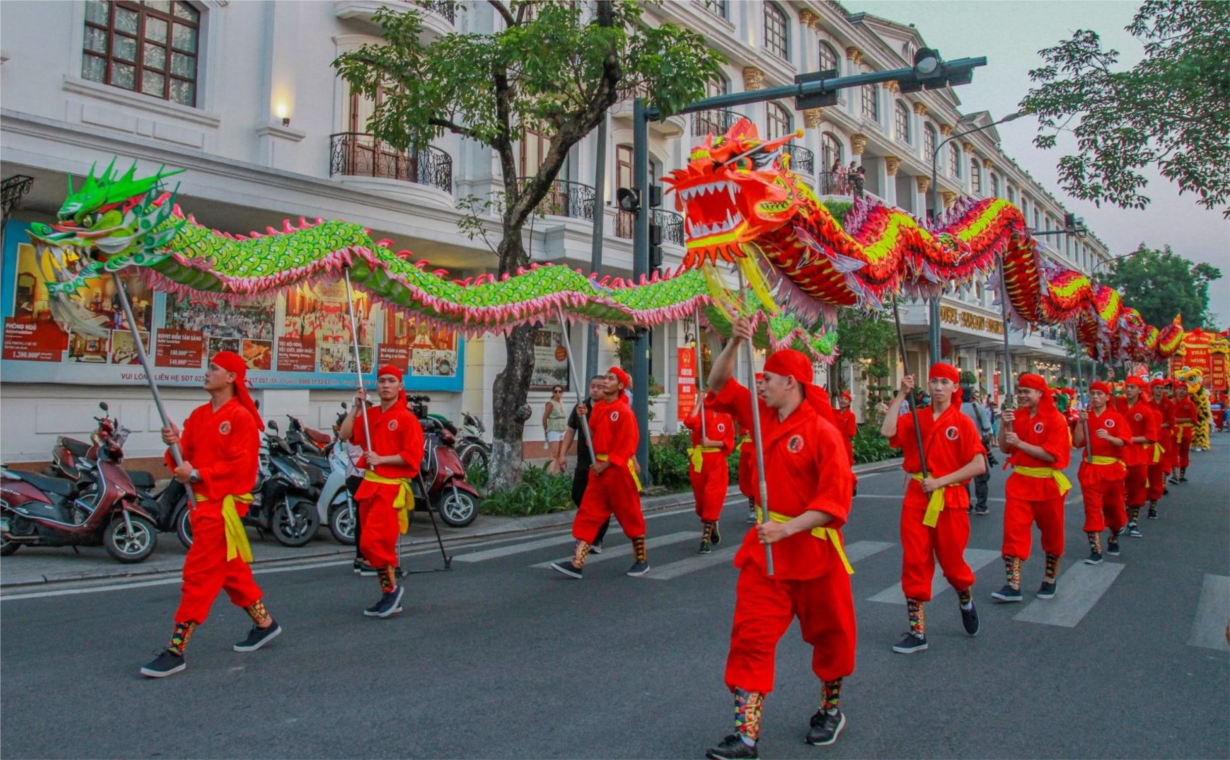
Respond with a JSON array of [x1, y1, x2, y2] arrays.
[[0, 458, 902, 588]]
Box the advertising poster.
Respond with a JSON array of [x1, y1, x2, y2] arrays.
[[0, 221, 464, 390], [1211, 352, 1227, 392], [677, 347, 697, 421], [530, 323, 569, 391]]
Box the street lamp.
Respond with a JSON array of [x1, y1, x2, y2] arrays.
[[926, 110, 1025, 366]]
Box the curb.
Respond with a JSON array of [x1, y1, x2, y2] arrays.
[[0, 459, 903, 589]]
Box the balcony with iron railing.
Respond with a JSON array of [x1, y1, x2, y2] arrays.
[[330, 133, 453, 195], [335, 0, 455, 36], [517, 178, 596, 221], [692, 109, 747, 138], [781, 144, 814, 174], [615, 209, 685, 245]]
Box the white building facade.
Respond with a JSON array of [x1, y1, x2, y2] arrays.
[[0, 0, 1109, 467]]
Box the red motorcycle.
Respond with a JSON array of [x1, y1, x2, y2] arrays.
[[1, 406, 159, 563], [415, 414, 480, 528]]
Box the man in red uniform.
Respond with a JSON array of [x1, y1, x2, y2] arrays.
[[835, 391, 859, 495], [1073, 381, 1129, 564], [1147, 378, 1174, 518], [1115, 376, 1159, 536], [704, 318, 855, 758], [142, 352, 279, 678], [551, 367, 649, 578], [339, 365, 425, 618], [684, 400, 735, 553], [994, 373, 1072, 603], [881, 363, 986, 653], [1172, 383, 1198, 483]]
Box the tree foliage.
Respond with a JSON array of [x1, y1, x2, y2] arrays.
[[1107, 243, 1222, 328], [333, 1, 723, 486], [1020, 0, 1230, 216], [830, 307, 897, 390]]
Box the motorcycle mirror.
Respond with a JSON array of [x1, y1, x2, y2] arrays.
[[341, 401, 348, 410], [99, 402, 109, 412], [268, 419, 279, 432]]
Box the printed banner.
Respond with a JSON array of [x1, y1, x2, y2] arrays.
[[0, 221, 464, 390], [530, 323, 570, 391], [1211, 352, 1227, 392], [677, 347, 697, 421]]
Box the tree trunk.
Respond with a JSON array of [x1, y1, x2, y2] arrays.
[[485, 218, 535, 489]]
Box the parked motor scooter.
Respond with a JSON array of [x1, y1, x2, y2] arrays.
[[457, 411, 492, 472], [416, 416, 480, 528], [308, 403, 357, 545], [252, 419, 321, 547], [1, 408, 159, 562]]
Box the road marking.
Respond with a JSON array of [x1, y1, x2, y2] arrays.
[[532, 532, 697, 568], [1188, 574, 1230, 651], [453, 534, 580, 563], [868, 548, 1001, 604], [643, 539, 895, 582], [1014, 561, 1124, 627], [842, 540, 896, 564]]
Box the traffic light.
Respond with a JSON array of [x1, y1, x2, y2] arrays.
[[795, 68, 839, 110], [649, 220, 663, 272], [897, 48, 983, 93]]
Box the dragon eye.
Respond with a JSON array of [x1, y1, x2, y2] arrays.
[[735, 158, 752, 171]]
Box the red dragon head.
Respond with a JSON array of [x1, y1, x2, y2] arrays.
[[664, 118, 804, 267]]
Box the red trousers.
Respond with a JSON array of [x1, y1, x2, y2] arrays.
[[573, 462, 645, 542], [1002, 495, 1065, 560], [1124, 464, 1148, 507], [1146, 461, 1167, 501], [691, 453, 730, 522], [358, 484, 401, 568], [900, 504, 974, 601], [176, 501, 262, 624], [1080, 478, 1126, 534], [1176, 431, 1193, 468], [725, 560, 856, 693], [1160, 430, 1176, 472]]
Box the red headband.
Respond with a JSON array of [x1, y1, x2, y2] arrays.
[[928, 362, 960, 384], [840, 391, 852, 401], [1089, 381, 1111, 395], [1125, 376, 1147, 389], [377, 365, 404, 381], [211, 351, 263, 429], [763, 349, 813, 387], [608, 366, 631, 390]]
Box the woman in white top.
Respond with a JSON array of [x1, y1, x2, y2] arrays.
[[543, 385, 568, 471]]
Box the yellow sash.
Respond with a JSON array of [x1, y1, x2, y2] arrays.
[[597, 454, 642, 491], [1150, 443, 1163, 463], [688, 445, 722, 472], [1013, 465, 1073, 495], [909, 473, 960, 528], [363, 471, 415, 533], [757, 507, 853, 575], [198, 494, 254, 563], [1088, 455, 1121, 466]]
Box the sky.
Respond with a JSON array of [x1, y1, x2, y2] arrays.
[[844, 0, 1229, 325]]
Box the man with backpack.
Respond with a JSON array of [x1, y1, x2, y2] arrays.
[[960, 385, 994, 515]]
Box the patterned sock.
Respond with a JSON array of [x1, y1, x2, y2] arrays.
[[1044, 553, 1061, 582], [957, 588, 973, 609], [632, 536, 647, 563], [1004, 556, 1021, 590], [1087, 531, 1101, 554], [907, 599, 925, 636], [1149, 500, 1158, 513], [167, 621, 197, 656], [701, 521, 715, 543], [821, 678, 843, 715], [378, 565, 397, 593], [572, 540, 591, 569], [245, 599, 271, 626], [1127, 506, 1140, 525], [734, 688, 764, 744]]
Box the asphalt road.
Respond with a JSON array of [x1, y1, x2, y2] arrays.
[[3, 436, 1227, 759]]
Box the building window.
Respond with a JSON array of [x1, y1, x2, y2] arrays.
[[818, 42, 839, 74], [894, 101, 910, 143], [767, 102, 792, 140], [990, 173, 1001, 198], [970, 158, 981, 193], [764, 3, 789, 61], [519, 129, 551, 175], [861, 83, 879, 122], [902, 42, 915, 62], [697, 0, 727, 18], [821, 132, 843, 173], [923, 123, 937, 159], [949, 143, 961, 177], [82, 0, 200, 107], [1007, 186, 1016, 204], [705, 75, 729, 98]]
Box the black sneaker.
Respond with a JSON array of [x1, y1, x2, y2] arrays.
[[706, 734, 758, 760], [699, 538, 713, 555], [892, 631, 928, 653], [626, 560, 651, 577], [353, 560, 376, 577], [1128, 523, 1143, 538], [806, 709, 846, 746], [590, 541, 603, 555], [960, 600, 980, 636], [1169, 475, 1180, 485], [140, 650, 185, 678], [1037, 580, 1057, 599], [233, 620, 282, 652], [549, 560, 584, 579], [1163, 486, 1170, 495], [711, 522, 721, 546], [1179, 475, 1188, 483], [973, 504, 989, 516], [363, 586, 404, 618], [746, 509, 757, 525], [1085, 549, 1103, 565], [992, 585, 1023, 603], [1106, 538, 1121, 556], [1147, 508, 1158, 520]]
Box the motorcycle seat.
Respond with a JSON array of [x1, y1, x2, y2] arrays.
[[60, 437, 91, 458], [305, 427, 332, 446], [14, 471, 78, 496], [129, 470, 156, 489]]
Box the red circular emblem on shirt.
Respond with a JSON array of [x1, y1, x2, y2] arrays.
[[787, 435, 804, 453], [388, 419, 398, 431], [1105, 419, 1116, 429], [945, 426, 959, 440], [1033, 422, 1045, 434], [218, 421, 231, 435], [1134, 413, 1142, 421], [717, 423, 725, 433], [610, 411, 619, 422]]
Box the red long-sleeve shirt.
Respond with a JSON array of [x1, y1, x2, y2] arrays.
[[588, 397, 638, 468], [684, 406, 735, 455], [351, 403, 424, 479], [1005, 405, 1072, 500], [890, 403, 985, 509], [1115, 397, 1160, 467], [1075, 407, 1129, 483], [166, 398, 260, 500]]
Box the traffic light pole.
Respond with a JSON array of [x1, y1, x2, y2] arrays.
[[632, 98, 651, 481]]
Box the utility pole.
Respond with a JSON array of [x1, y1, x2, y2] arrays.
[[584, 116, 608, 385]]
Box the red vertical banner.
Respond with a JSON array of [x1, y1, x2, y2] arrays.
[[993, 371, 1001, 405], [1211, 353, 1228, 392], [677, 347, 697, 422]]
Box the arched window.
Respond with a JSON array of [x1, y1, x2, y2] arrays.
[[821, 132, 843, 173], [923, 123, 937, 159], [818, 42, 839, 74], [970, 158, 982, 193], [949, 144, 962, 177], [705, 74, 729, 98], [902, 42, 916, 62], [82, 0, 200, 106], [861, 83, 878, 121], [767, 102, 792, 140], [1007, 186, 1016, 204], [990, 173, 1001, 198], [764, 3, 789, 60], [894, 101, 911, 143]]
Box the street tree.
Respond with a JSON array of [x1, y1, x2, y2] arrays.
[[829, 308, 896, 396], [334, 1, 723, 486], [1107, 244, 1222, 329], [1020, 0, 1230, 216]]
